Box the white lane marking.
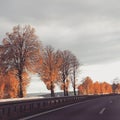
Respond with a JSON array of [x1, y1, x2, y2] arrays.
[[19, 101, 83, 120], [19, 97, 107, 120], [19, 98, 100, 120], [99, 107, 106, 115]]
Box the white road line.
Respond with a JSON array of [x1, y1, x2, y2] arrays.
[[99, 107, 106, 115], [19, 101, 84, 120], [19, 98, 101, 120]]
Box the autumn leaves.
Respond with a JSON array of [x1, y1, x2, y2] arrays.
[[78, 76, 115, 95], [39, 46, 80, 97], [0, 25, 80, 98], [0, 25, 41, 98], [1, 25, 117, 99]]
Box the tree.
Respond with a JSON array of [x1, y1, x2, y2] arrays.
[[70, 55, 79, 96], [82, 77, 94, 95], [0, 74, 5, 98], [78, 84, 85, 95], [0, 70, 19, 98], [93, 81, 101, 95], [112, 78, 120, 94], [59, 50, 74, 96], [39, 46, 62, 97], [61, 78, 70, 96], [78, 77, 113, 95], [114, 84, 120, 93], [4, 70, 19, 98], [100, 82, 112, 94], [112, 83, 120, 94], [78, 77, 94, 95], [0, 25, 42, 98]]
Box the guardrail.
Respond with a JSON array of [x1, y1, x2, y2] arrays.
[[0, 95, 109, 120]]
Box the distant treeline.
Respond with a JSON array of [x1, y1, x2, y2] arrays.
[[78, 76, 120, 95]]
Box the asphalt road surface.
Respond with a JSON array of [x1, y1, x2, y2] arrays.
[[23, 95, 120, 120]]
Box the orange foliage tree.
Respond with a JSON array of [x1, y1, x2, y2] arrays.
[[78, 84, 85, 95], [39, 46, 62, 97], [82, 77, 94, 95], [94, 81, 101, 95], [5, 70, 19, 98], [100, 82, 112, 94], [0, 25, 42, 98], [78, 77, 113, 95], [0, 70, 18, 98], [0, 75, 5, 98]]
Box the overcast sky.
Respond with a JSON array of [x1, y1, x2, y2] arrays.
[[1, 0, 120, 93]]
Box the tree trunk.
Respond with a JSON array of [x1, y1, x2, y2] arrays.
[[73, 70, 76, 96], [73, 79, 76, 96], [50, 81, 55, 97], [18, 72, 23, 98], [66, 89, 69, 96], [63, 80, 67, 96], [62, 73, 67, 96], [73, 83, 76, 96]]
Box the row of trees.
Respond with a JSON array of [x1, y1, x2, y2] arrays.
[[39, 46, 80, 97], [1, 25, 119, 99], [38, 46, 80, 97], [78, 76, 120, 95], [0, 25, 80, 98]]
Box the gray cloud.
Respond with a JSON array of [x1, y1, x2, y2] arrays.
[[1, 0, 120, 65]]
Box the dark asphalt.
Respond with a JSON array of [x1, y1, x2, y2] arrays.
[[25, 95, 120, 120]]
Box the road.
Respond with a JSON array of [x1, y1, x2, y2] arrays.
[[22, 95, 120, 120]]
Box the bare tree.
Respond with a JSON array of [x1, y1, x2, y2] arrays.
[[70, 55, 79, 96], [0, 25, 42, 98], [39, 46, 62, 97], [59, 50, 74, 96]]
